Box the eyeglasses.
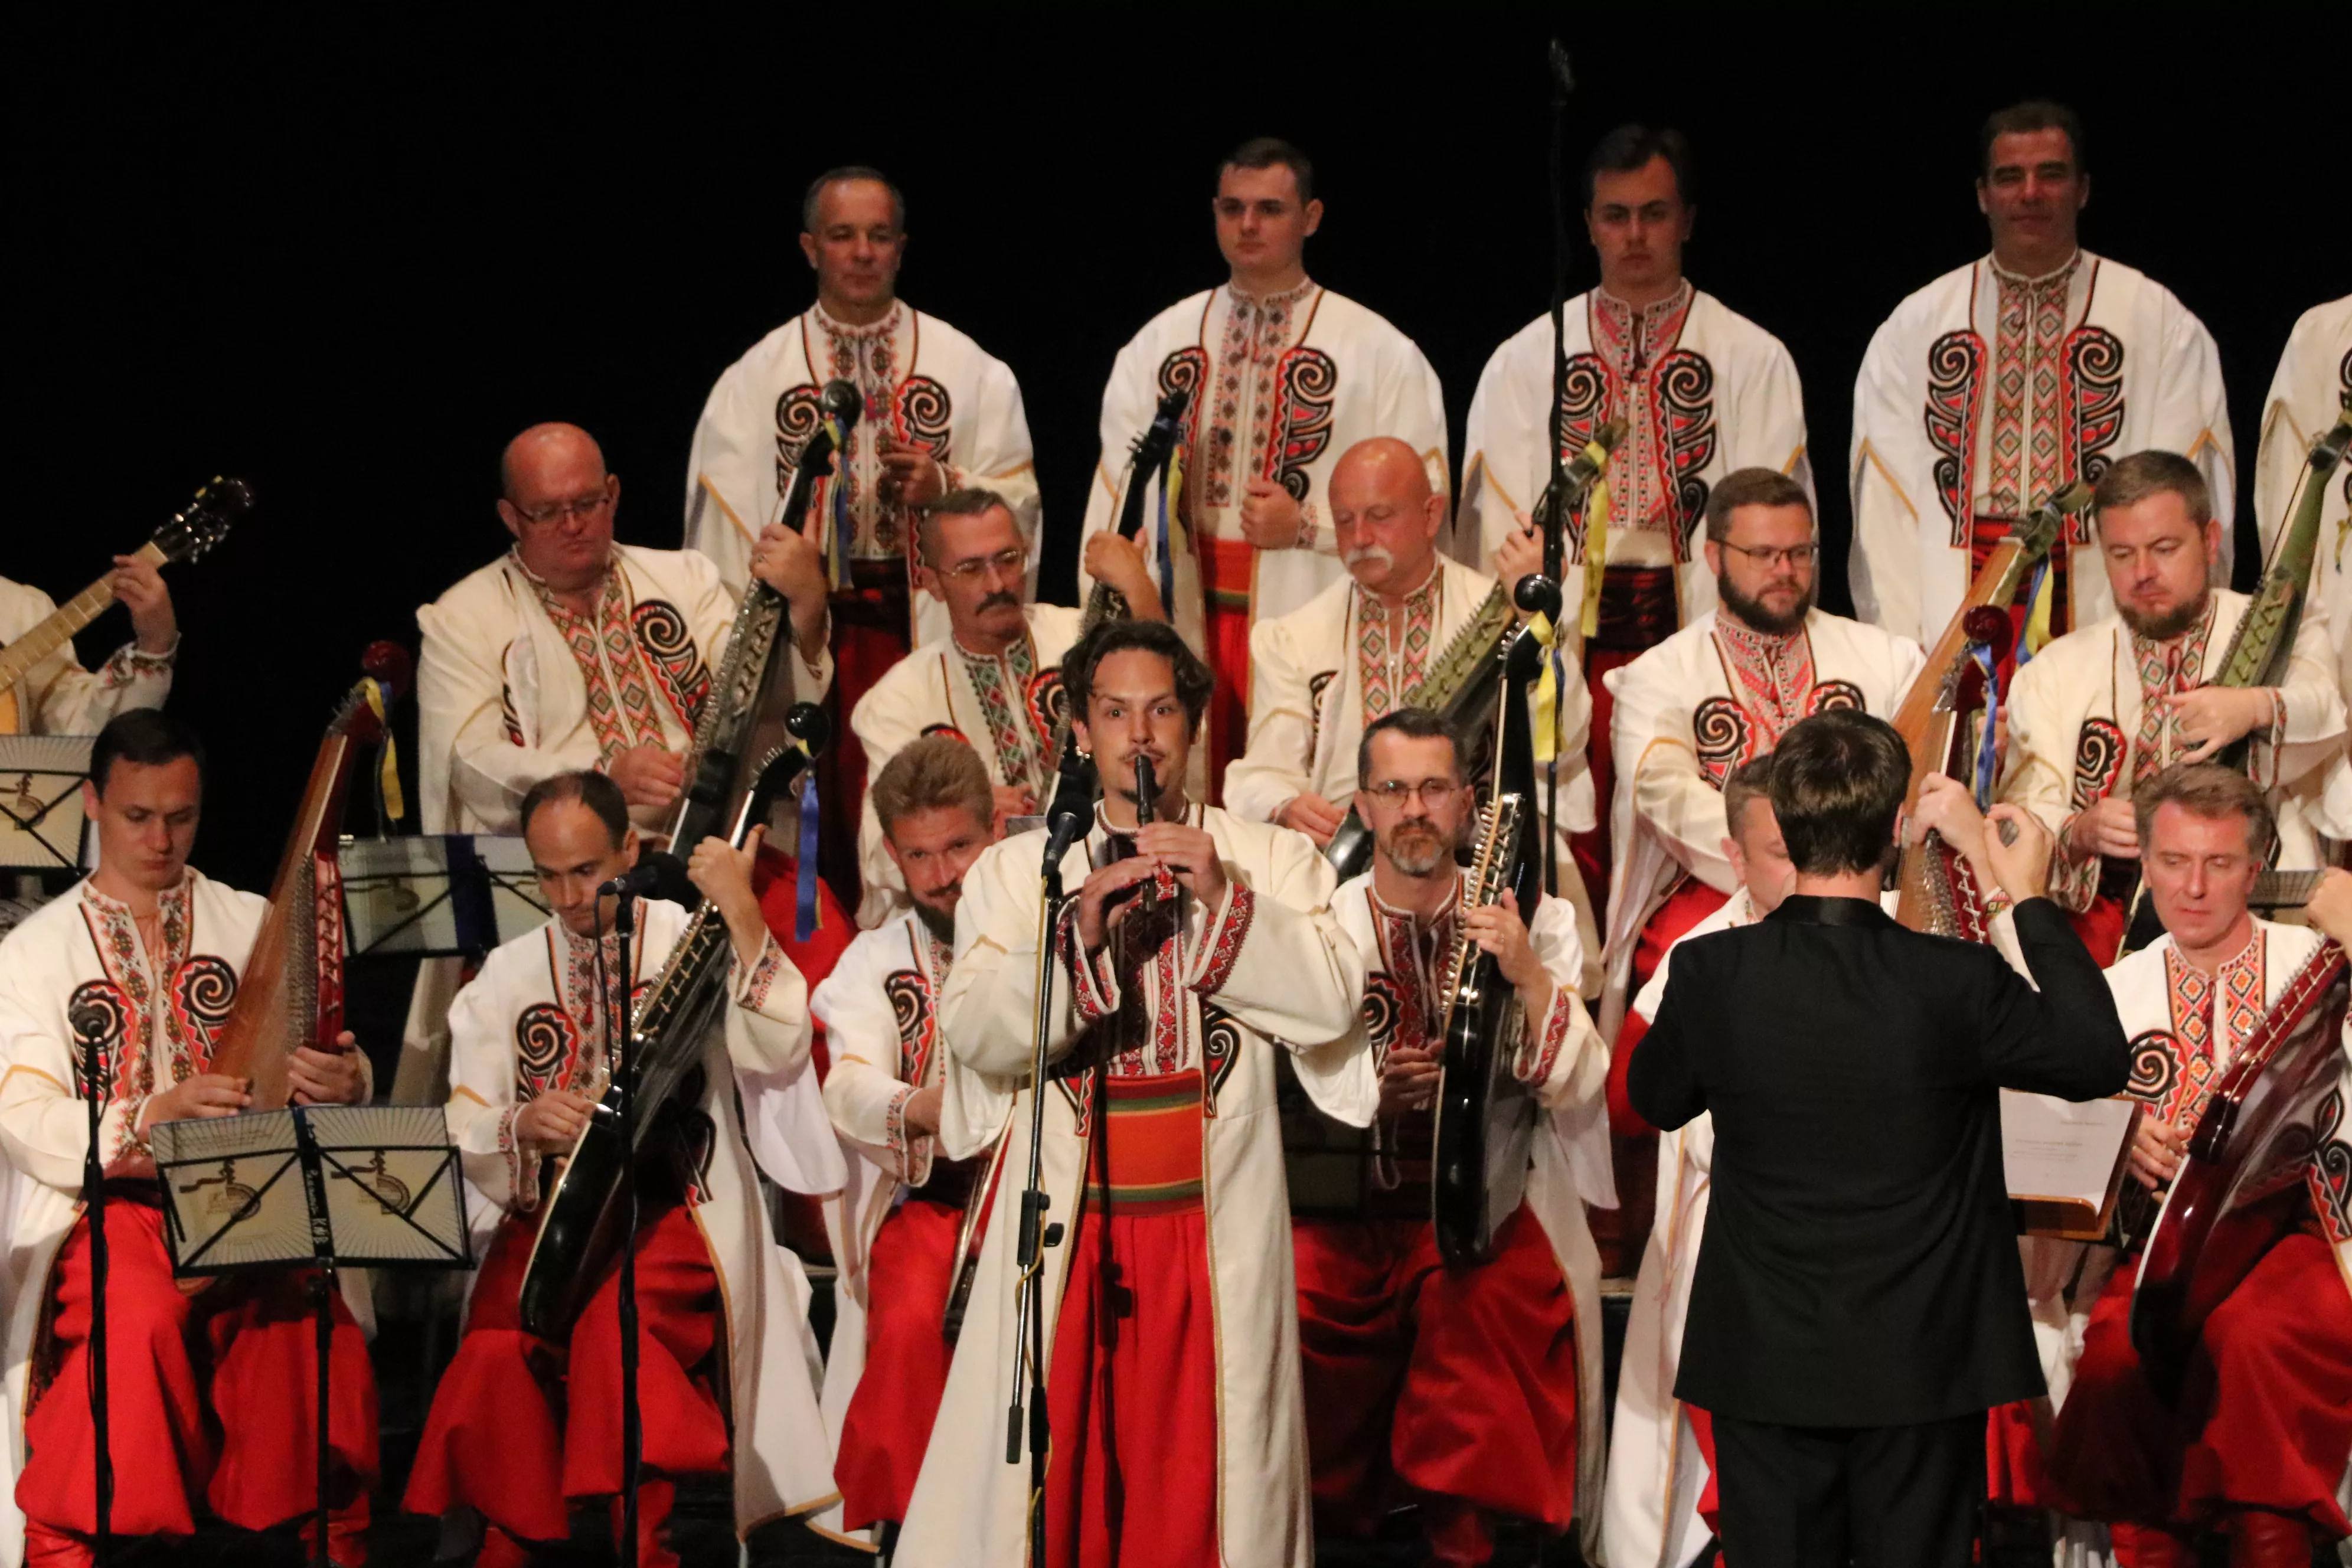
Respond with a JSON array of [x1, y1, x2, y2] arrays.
[[1364, 778, 1463, 808], [1718, 541, 1818, 570], [512, 484, 615, 528], [936, 547, 1027, 586]]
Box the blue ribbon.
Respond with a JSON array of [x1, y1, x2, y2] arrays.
[[2013, 557, 2050, 668], [795, 770, 821, 942], [1972, 643, 2001, 811], [822, 415, 853, 585]]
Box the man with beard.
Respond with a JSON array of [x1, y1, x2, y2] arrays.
[[1225, 436, 1600, 991], [1288, 708, 1612, 1565], [1602, 468, 1925, 1028], [806, 737, 1001, 1549], [2001, 450, 2343, 959], [850, 488, 1148, 924]]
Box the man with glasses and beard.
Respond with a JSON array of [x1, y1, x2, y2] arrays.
[[849, 488, 1149, 925], [807, 736, 1003, 1550], [1288, 708, 1612, 1566], [1602, 468, 1925, 1031], [2001, 450, 2344, 959]]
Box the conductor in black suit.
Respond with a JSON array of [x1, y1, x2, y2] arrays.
[[1628, 708, 2129, 1568]]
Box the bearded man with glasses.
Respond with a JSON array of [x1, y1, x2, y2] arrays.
[[847, 487, 1153, 923]]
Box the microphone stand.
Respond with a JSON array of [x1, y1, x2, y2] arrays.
[[1537, 38, 1578, 900], [600, 891, 644, 1568], [74, 1011, 113, 1566]]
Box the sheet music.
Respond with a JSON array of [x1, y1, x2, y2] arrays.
[[2001, 1091, 2136, 1208], [149, 1110, 313, 1271], [307, 1104, 471, 1263]]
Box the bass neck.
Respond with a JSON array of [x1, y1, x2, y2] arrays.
[[0, 541, 166, 692]]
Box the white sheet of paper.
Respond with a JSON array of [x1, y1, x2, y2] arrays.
[[2000, 1090, 2137, 1205]]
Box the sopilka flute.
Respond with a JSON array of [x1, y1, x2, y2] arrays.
[[1133, 755, 1159, 912]]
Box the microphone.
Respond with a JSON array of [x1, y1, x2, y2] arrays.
[[819, 377, 863, 429], [1040, 747, 1096, 882], [597, 851, 694, 904]]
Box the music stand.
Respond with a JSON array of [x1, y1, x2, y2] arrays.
[[150, 1105, 470, 1566], [0, 736, 93, 903], [339, 833, 549, 959]]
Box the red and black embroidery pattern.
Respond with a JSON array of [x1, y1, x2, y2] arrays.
[[67, 980, 129, 1100], [2070, 717, 2129, 809], [1192, 885, 1256, 998], [893, 374, 954, 459], [1157, 346, 1210, 461], [1201, 1004, 1243, 1110], [2308, 1087, 2349, 1246], [1810, 680, 1865, 713], [772, 384, 824, 500], [2061, 326, 2126, 520], [1694, 697, 1752, 789], [514, 1002, 577, 1102], [1265, 346, 1338, 503], [631, 599, 710, 731], [1560, 285, 1713, 560], [170, 955, 238, 1069], [884, 963, 936, 1084], [1925, 329, 1988, 544], [1360, 972, 1406, 1070], [2124, 1028, 2215, 1127], [1654, 348, 1719, 556], [1024, 669, 1067, 763], [1553, 354, 1612, 561]]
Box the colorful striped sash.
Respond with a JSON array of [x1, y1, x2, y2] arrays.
[[1199, 536, 1253, 615], [1085, 1070, 1206, 1217]]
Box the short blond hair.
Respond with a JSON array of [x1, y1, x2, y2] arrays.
[[871, 734, 994, 841], [2133, 763, 2273, 860]]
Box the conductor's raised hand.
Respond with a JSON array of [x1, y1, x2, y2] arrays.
[[515, 1089, 597, 1157], [138, 1072, 251, 1131], [1982, 803, 2053, 904], [1134, 821, 1228, 912], [290, 1029, 368, 1106], [1075, 855, 1161, 953]]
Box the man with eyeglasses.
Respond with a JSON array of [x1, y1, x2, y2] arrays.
[[848, 488, 1159, 925], [1603, 468, 1924, 1034], [1850, 100, 2234, 649], [1999, 450, 2342, 961], [1283, 705, 1609, 1564], [1225, 436, 1602, 989]]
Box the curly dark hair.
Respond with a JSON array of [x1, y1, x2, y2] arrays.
[[1062, 619, 1215, 727]]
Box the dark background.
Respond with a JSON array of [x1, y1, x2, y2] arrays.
[[10, 13, 2340, 893]]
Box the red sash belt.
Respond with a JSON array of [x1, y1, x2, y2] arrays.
[[1087, 1071, 1206, 1217], [1593, 564, 1678, 652], [1198, 536, 1253, 615]]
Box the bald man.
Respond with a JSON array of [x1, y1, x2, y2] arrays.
[[1226, 437, 1600, 986]]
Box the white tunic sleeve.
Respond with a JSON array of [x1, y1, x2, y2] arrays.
[[2150, 299, 2237, 583], [1461, 335, 1543, 569], [810, 935, 919, 1174], [1611, 650, 1739, 896], [443, 956, 528, 1214], [416, 597, 572, 834], [946, 356, 1042, 548], [1076, 331, 1164, 597], [682, 360, 775, 600], [1221, 611, 1324, 825], [1848, 313, 1930, 642], [0, 974, 135, 1194]]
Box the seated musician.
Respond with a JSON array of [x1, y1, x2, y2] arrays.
[[1224, 436, 1602, 991], [2002, 450, 2344, 960], [893, 618, 1372, 1567], [848, 487, 1148, 923], [0, 710, 374, 1566], [401, 769, 842, 1568], [1291, 707, 1609, 1565], [1602, 468, 1925, 1017], [2043, 764, 2352, 1567], [0, 556, 175, 733], [808, 736, 999, 1545]]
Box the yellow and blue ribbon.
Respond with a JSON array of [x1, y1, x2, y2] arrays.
[[361, 678, 406, 825], [1527, 612, 1566, 766], [821, 413, 852, 590], [2014, 557, 2054, 667], [1971, 643, 2001, 810], [1575, 445, 1613, 640]]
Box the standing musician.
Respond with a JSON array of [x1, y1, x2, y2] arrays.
[[1289, 708, 1610, 1565], [401, 770, 842, 1568], [1628, 709, 2126, 1568], [1850, 100, 2234, 649], [2036, 766, 2352, 1567], [1224, 436, 1600, 989], [1075, 137, 1449, 796], [0, 711, 375, 1567], [1461, 124, 1810, 904], [808, 737, 999, 1546], [0, 558, 175, 734], [850, 488, 1128, 925], [893, 619, 1372, 1567], [2001, 450, 2344, 958]]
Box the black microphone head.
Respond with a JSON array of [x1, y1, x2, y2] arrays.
[[819, 379, 862, 428], [784, 701, 831, 753]]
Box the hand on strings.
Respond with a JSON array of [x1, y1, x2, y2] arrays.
[[1239, 476, 1305, 550], [609, 746, 686, 812], [290, 1029, 367, 1106], [1135, 821, 1228, 913], [1074, 855, 1164, 952], [877, 434, 946, 509], [1083, 533, 1159, 612], [110, 554, 177, 654], [515, 1089, 598, 1158], [1278, 792, 1345, 846], [753, 518, 832, 660], [138, 1072, 251, 1132], [1982, 803, 2054, 904], [901, 1082, 943, 1138], [1494, 520, 1544, 610], [992, 783, 1038, 838], [689, 825, 771, 968], [2130, 1110, 2187, 1191], [2066, 796, 2139, 861], [2302, 867, 2352, 950], [1465, 888, 1550, 1002], [2158, 687, 2278, 762], [1377, 1041, 1442, 1119]]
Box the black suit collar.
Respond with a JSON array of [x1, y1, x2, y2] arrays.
[[1768, 894, 1893, 929]]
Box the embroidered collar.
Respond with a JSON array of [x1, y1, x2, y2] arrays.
[[1227, 276, 1317, 312], [1713, 615, 1807, 665], [1367, 870, 1462, 936], [1593, 279, 1695, 341], [508, 546, 613, 604], [951, 628, 1030, 663], [1987, 249, 2083, 292], [2126, 597, 2217, 682], [811, 299, 905, 340], [1361, 557, 1442, 620], [82, 874, 195, 967]]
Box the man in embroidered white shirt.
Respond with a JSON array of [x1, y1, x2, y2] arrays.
[[0, 554, 177, 736], [1075, 138, 1449, 796], [1850, 100, 2233, 648]]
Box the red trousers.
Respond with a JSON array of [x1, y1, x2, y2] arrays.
[[2047, 1231, 2352, 1541], [1292, 1204, 1580, 1563], [21, 1194, 377, 1563], [834, 1195, 962, 1531], [1198, 539, 1252, 805], [816, 561, 913, 913], [1043, 1203, 1220, 1568], [402, 1202, 727, 1568]]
